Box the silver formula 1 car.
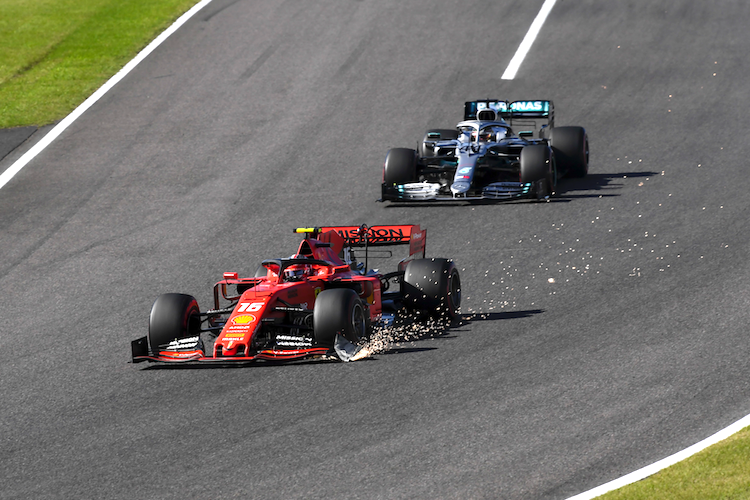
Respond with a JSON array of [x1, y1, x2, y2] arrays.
[[380, 100, 589, 202]]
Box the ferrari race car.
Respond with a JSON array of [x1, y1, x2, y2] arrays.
[[380, 100, 589, 202], [131, 225, 461, 364]]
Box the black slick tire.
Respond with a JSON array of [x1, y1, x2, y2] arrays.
[[148, 293, 201, 354], [550, 126, 589, 178], [383, 148, 417, 185], [313, 288, 368, 347], [520, 144, 555, 200], [520, 144, 552, 183], [402, 258, 461, 319]]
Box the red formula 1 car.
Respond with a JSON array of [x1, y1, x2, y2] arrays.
[[131, 224, 461, 364]]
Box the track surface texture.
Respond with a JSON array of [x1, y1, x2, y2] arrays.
[[2, 1, 749, 498]]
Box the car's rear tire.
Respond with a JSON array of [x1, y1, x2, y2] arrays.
[[148, 293, 201, 354], [402, 258, 461, 319], [550, 126, 589, 178], [313, 288, 368, 347], [420, 129, 459, 157]]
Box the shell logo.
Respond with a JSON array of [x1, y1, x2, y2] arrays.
[[232, 314, 256, 325]]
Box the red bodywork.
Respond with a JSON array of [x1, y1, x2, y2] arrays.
[[132, 225, 426, 364]]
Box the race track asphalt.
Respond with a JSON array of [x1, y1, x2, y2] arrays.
[[1, 1, 749, 498], [0, 126, 36, 162]]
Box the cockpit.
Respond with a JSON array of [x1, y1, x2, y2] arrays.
[[458, 124, 511, 144]]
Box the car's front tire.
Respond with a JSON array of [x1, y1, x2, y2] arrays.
[[520, 144, 555, 199], [383, 148, 417, 183], [313, 288, 368, 347], [148, 293, 201, 354], [382, 148, 418, 201]]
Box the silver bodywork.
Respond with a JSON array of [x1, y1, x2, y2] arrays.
[[381, 100, 575, 203], [430, 120, 532, 199], [393, 118, 541, 201]]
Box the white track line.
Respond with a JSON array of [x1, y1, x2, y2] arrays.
[[0, 0, 215, 191], [566, 412, 750, 499], [501, 0, 557, 80]]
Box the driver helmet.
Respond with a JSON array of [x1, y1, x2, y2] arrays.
[[493, 127, 508, 141], [284, 255, 311, 281], [458, 127, 476, 143]]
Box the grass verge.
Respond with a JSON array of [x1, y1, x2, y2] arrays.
[[0, 0, 200, 128], [596, 425, 750, 499]]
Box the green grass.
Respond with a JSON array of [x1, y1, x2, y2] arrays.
[[596, 426, 750, 499], [0, 0, 200, 128]]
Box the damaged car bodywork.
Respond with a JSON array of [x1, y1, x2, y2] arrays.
[[131, 225, 461, 365]]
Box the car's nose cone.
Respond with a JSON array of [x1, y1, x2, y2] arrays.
[[450, 181, 471, 195]]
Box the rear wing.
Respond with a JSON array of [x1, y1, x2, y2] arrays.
[[294, 224, 426, 262], [464, 100, 555, 137]]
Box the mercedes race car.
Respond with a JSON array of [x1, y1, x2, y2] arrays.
[[380, 100, 589, 202], [131, 225, 461, 364]]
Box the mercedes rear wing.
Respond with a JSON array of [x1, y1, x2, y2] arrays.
[[464, 100, 555, 138]]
